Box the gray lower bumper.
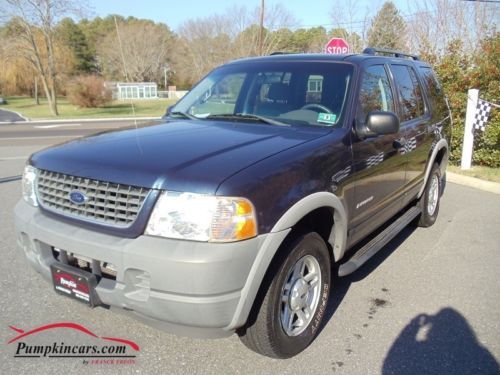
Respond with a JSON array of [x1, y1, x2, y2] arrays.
[[14, 200, 272, 338]]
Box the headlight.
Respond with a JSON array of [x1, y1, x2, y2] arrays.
[[145, 192, 257, 242], [22, 165, 39, 207]]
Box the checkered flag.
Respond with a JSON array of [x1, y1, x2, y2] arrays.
[[331, 165, 351, 183], [473, 99, 492, 132], [365, 152, 384, 169], [400, 137, 417, 155]]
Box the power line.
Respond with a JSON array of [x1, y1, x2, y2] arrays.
[[462, 0, 500, 3], [266, 11, 431, 31]]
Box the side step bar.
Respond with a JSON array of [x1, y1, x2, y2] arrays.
[[338, 207, 421, 277]]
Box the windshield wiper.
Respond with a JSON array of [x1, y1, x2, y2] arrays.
[[167, 111, 198, 120], [204, 113, 287, 126]]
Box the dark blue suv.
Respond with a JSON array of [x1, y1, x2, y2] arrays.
[[15, 48, 451, 358]]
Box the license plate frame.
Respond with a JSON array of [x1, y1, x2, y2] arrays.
[[50, 263, 100, 307]]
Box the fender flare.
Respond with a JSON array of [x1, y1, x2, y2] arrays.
[[418, 139, 448, 198], [226, 192, 348, 331], [270, 192, 348, 262]]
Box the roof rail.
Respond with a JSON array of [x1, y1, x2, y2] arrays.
[[363, 47, 419, 61], [270, 51, 291, 56]]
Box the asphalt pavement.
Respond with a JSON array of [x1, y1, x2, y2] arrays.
[[0, 119, 160, 179], [0, 124, 499, 375], [0, 108, 26, 122]]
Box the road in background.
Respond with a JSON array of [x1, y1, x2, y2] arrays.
[[0, 108, 25, 122], [0, 123, 499, 374], [0, 119, 161, 178]]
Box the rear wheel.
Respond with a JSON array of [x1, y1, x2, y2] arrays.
[[417, 163, 441, 227], [238, 232, 331, 358]]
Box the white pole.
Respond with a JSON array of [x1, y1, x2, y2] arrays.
[[461, 88, 479, 170]]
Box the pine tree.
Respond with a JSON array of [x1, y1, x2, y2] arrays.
[[57, 18, 96, 74], [367, 1, 407, 50]]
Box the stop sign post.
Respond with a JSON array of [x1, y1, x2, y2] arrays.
[[324, 38, 349, 54]]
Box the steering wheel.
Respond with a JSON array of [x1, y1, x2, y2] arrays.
[[300, 103, 332, 113]]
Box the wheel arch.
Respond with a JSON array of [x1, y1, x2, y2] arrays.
[[418, 138, 448, 198], [270, 192, 348, 262], [226, 192, 348, 331]]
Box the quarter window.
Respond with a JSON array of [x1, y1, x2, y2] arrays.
[[419, 67, 448, 115]]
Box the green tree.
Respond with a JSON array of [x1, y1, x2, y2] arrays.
[[329, 28, 362, 53], [424, 33, 500, 167], [367, 1, 407, 50], [57, 18, 95, 74], [289, 27, 328, 53]]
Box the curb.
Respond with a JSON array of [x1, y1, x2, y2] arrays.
[[0, 116, 161, 125], [447, 172, 500, 195]]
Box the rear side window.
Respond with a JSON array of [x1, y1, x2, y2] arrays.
[[419, 67, 448, 114], [391, 65, 425, 121], [357, 65, 394, 123]]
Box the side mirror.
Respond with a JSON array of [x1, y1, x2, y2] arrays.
[[163, 105, 174, 118], [356, 111, 400, 139]]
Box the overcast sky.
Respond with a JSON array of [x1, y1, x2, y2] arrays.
[[88, 0, 414, 32]]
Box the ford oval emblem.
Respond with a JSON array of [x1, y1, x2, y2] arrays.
[[69, 191, 87, 205]]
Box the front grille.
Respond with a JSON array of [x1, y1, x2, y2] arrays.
[[36, 169, 150, 227]]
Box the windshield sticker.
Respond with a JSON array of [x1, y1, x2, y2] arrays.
[[317, 113, 337, 125]]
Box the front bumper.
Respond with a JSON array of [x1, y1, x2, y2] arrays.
[[14, 200, 265, 338]]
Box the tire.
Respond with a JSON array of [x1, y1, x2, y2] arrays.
[[238, 232, 331, 358], [417, 163, 441, 227]]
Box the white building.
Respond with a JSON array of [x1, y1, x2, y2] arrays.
[[108, 82, 158, 100]]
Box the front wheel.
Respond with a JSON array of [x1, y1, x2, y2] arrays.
[[238, 232, 331, 358]]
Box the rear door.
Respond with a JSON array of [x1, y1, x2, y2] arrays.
[[349, 63, 407, 246], [389, 63, 432, 204]]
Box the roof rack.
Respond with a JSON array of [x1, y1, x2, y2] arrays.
[[363, 47, 419, 61]]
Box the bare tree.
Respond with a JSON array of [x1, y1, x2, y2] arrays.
[[330, 0, 371, 52], [174, 4, 296, 84], [97, 20, 176, 83], [2, 0, 86, 115], [405, 0, 498, 56]]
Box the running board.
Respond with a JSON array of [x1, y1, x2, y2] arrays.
[[338, 207, 421, 277]]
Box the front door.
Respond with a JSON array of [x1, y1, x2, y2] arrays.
[[349, 64, 407, 246]]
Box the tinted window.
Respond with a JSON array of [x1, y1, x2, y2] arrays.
[[391, 65, 425, 121], [419, 67, 448, 115], [357, 65, 394, 123]]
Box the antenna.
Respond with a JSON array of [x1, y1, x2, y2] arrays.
[[114, 16, 142, 153]]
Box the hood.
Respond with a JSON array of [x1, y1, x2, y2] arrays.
[[30, 120, 330, 194]]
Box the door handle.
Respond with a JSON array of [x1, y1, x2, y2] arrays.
[[393, 138, 406, 149]]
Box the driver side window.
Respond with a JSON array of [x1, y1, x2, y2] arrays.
[[357, 65, 394, 124]]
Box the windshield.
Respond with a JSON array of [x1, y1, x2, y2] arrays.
[[172, 61, 354, 127]]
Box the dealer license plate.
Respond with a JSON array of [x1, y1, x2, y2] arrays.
[[50, 263, 99, 307]]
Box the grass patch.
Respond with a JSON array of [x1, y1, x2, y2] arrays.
[[448, 165, 500, 183], [2, 96, 178, 119]]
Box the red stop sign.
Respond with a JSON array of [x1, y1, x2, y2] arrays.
[[324, 38, 349, 54]]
